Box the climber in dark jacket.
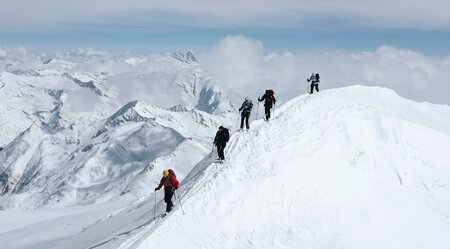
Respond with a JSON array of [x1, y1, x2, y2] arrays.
[[258, 89, 276, 121], [213, 126, 230, 161], [238, 97, 253, 130]]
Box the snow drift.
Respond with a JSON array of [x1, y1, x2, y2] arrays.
[[133, 86, 450, 249]]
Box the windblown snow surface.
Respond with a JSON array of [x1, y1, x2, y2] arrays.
[[128, 86, 450, 249]]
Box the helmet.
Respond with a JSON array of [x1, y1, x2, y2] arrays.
[[245, 96, 250, 101], [163, 170, 169, 177]]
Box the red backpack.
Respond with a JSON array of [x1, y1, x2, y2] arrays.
[[166, 169, 180, 189]]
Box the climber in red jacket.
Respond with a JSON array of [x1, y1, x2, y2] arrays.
[[155, 169, 180, 213]]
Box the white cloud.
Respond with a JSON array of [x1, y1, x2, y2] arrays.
[[1, 0, 450, 30], [199, 36, 450, 105], [3, 38, 448, 108], [64, 87, 102, 114]]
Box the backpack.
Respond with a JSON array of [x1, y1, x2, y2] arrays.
[[264, 90, 275, 105], [220, 128, 230, 143], [242, 100, 253, 112], [166, 169, 180, 188], [266, 89, 274, 96], [315, 73, 320, 82]]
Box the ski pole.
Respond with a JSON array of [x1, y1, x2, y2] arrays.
[[272, 103, 276, 118], [307, 79, 309, 94], [256, 101, 259, 120], [236, 112, 240, 129], [153, 192, 157, 220], [175, 190, 185, 215]]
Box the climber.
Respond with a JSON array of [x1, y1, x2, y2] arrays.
[[307, 73, 320, 94], [154, 169, 179, 213], [238, 97, 253, 130], [258, 89, 276, 121], [213, 126, 230, 161]]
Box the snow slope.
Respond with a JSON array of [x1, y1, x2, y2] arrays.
[[0, 201, 127, 249], [130, 86, 450, 249]]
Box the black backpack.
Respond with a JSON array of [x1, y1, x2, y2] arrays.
[[216, 127, 230, 144], [265, 90, 275, 104], [266, 89, 274, 96], [315, 73, 320, 81], [220, 128, 230, 143]]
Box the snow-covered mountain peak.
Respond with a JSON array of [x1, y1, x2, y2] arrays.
[[168, 104, 190, 112], [104, 100, 153, 128], [172, 51, 197, 64]]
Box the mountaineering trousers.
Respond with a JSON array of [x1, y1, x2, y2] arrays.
[[264, 105, 272, 121], [310, 83, 319, 94], [217, 144, 226, 160], [240, 112, 250, 129], [164, 186, 175, 212]]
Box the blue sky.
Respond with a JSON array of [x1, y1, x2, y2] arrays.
[[1, 0, 450, 55], [2, 26, 450, 56]]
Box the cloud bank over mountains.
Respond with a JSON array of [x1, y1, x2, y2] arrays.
[[200, 36, 450, 105], [2, 35, 449, 106]]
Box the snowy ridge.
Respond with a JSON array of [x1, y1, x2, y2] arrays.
[[63, 73, 105, 96], [0, 124, 44, 196], [131, 86, 450, 249], [98, 101, 153, 134]]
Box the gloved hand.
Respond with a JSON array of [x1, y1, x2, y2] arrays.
[[154, 188, 158, 191]]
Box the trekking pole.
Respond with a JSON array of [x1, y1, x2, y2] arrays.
[[236, 112, 240, 129], [307, 79, 310, 94], [256, 102, 259, 120], [273, 104, 276, 118], [175, 190, 185, 215], [153, 192, 157, 220]]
